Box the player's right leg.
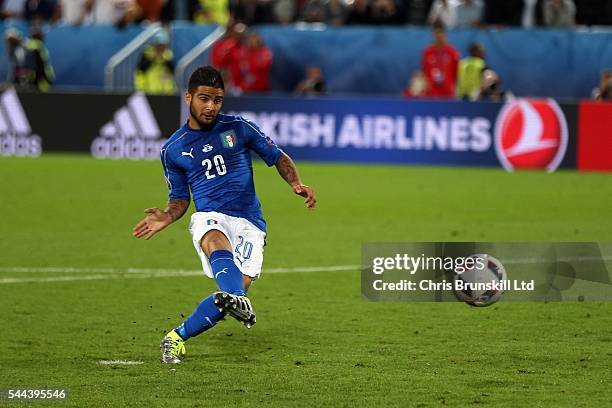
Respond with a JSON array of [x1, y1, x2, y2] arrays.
[[160, 213, 261, 363]]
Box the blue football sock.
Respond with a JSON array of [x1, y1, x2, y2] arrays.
[[209, 249, 246, 296], [176, 294, 225, 340]]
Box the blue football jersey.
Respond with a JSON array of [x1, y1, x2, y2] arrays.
[[160, 113, 283, 232]]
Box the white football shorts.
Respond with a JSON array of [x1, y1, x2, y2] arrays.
[[189, 211, 266, 280]]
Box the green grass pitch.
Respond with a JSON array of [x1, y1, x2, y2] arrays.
[[0, 154, 611, 407]]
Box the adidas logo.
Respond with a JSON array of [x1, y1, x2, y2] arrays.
[[0, 87, 42, 157], [91, 92, 165, 160]]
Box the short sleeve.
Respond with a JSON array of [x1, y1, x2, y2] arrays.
[[160, 146, 190, 200], [241, 118, 283, 166]]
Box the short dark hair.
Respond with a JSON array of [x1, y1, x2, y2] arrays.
[[188, 66, 224, 93]]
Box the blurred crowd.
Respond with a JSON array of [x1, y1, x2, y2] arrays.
[[209, 22, 324, 96], [1, 0, 611, 27], [401, 22, 611, 102], [402, 22, 511, 102], [2, 1, 611, 99], [4, 24, 54, 91]]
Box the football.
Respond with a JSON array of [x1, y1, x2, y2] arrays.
[[453, 254, 507, 307]]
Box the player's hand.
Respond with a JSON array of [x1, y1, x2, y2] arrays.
[[292, 184, 316, 209], [132, 207, 173, 240]]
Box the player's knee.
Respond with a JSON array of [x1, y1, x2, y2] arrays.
[[201, 230, 231, 256]]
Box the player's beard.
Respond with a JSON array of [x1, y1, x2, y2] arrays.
[[190, 102, 216, 129]]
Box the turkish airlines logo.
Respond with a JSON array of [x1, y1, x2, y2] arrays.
[[495, 99, 568, 172], [91, 93, 165, 160], [0, 87, 42, 157]]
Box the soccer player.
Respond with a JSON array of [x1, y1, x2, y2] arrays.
[[132, 66, 316, 363]]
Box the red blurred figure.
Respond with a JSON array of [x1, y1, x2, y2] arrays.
[[211, 25, 272, 93], [239, 32, 273, 92], [421, 23, 460, 98], [210, 23, 248, 92]]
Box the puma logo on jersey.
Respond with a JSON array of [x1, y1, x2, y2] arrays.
[[181, 148, 194, 159], [202, 144, 213, 153]]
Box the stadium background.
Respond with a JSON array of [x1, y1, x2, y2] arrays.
[[1, 0, 611, 406]]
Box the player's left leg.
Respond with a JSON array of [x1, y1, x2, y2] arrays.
[[213, 216, 266, 328], [201, 229, 247, 296], [201, 230, 257, 327]]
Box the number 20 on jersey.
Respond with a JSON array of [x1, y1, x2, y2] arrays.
[[202, 154, 226, 179]]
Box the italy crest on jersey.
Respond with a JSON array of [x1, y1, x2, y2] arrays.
[[220, 130, 236, 149]]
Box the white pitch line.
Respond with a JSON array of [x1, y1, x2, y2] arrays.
[[0, 265, 360, 284], [0, 272, 201, 284], [0, 265, 360, 274], [266, 265, 359, 273], [0, 266, 201, 274], [0, 266, 121, 274], [1, 254, 610, 284], [2, 255, 610, 276], [98, 360, 144, 366]]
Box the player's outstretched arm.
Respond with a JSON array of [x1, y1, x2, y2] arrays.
[[275, 153, 316, 209], [132, 199, 190, 240]]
